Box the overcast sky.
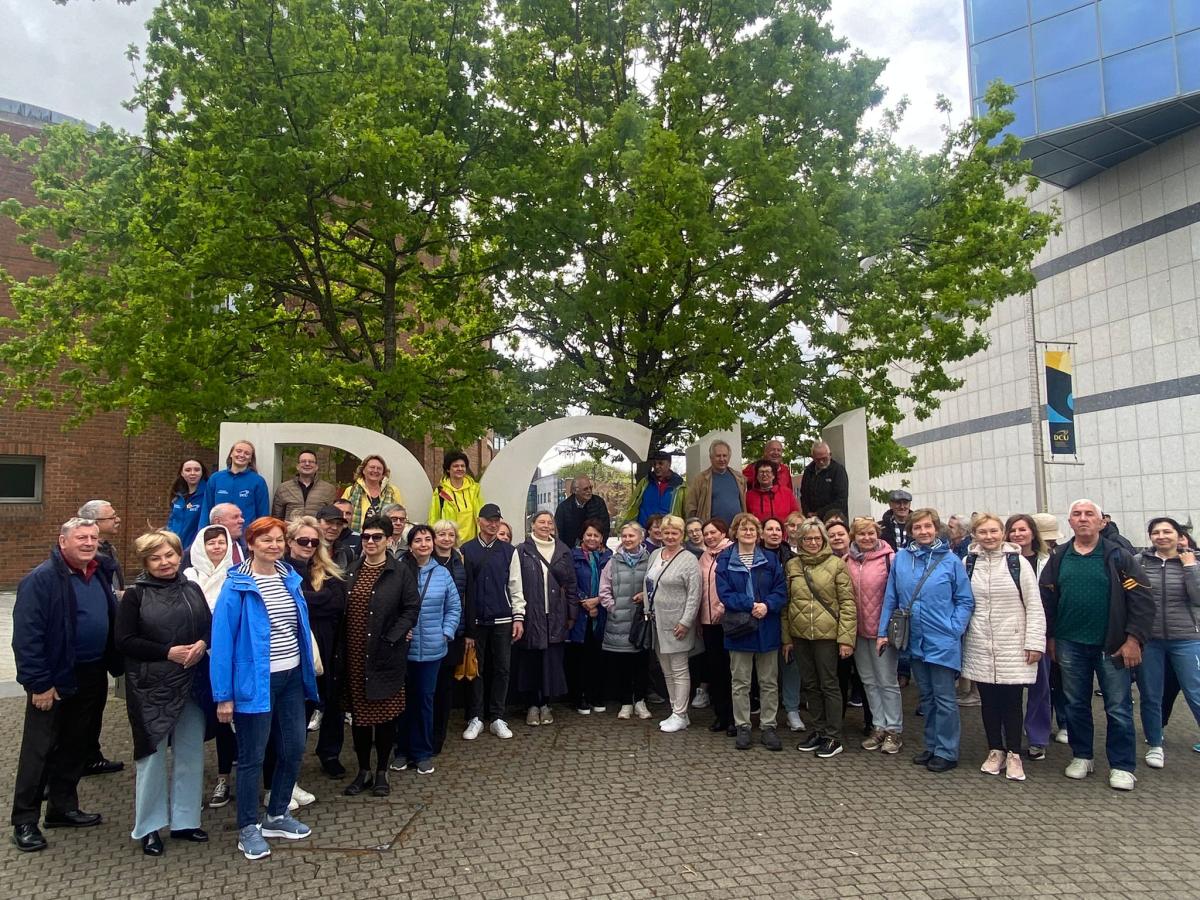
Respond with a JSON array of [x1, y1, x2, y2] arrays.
[[1, 0, 969, 152]]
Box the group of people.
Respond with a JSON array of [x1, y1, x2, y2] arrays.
[[9, 436, 1199, 864]]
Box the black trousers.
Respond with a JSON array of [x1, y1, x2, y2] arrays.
[[352, 722, 395, 772], [432, 637, 465, 755], [312, 619, 345, 762], [701, 624, 733, 726], [977, 682, 1025, 753], [839, 655, 873, 730], [565, 622, 606, 709], [11, 662, 108, 825], [468, 623, 512, 722], [605, 650, 648, 704]]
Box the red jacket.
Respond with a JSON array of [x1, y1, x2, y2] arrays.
[[745, 486, 799, 523], [743, 461, 793, 491]]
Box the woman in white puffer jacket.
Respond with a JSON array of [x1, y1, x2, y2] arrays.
[[961, 513, 1045, 782]]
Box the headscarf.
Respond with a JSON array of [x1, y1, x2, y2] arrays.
[[184, 524, 235, 611]]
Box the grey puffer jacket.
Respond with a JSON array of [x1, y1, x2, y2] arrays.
[[599, 548, 650, 654], [116, 572, 212, 760], [1140, 550, 1200, 641]]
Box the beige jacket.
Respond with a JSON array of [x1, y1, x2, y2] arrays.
[[961, 542, 1045, 685], [684, 467, 746, 521]]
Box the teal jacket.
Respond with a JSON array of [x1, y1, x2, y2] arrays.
[[210, 561, 319, 713]]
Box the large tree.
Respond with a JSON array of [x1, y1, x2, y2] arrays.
[[489, 0, 1056, 474], [1, 0, 515, 443]]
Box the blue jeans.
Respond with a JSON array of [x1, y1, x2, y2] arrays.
[[778, 648, 800, 714], [132, 701, 205, 839], [233, 667, 307, 829], [1056, 639, 1135, 772], [909, 658, 959, 761], [396, 659, 441, 765], [1136, 638, 1200, 746]]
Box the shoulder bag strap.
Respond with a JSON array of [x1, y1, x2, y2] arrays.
[[647, 550, 683, 615], [800, 563, 838, 622], [906, 556, 938, 611]]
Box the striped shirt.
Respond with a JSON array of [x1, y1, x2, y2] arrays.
[[739, 552, 755, 568], [254, 572, 300, 672]]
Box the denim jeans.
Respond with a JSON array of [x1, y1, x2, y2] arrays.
[[1056, 639, 1135, 772], [778, 648, 800, 714], [909, 657, 959, 761], [1136, 638, 1200, 746], [854, 637, 903, 733], [132, 701, 205, 838], [233, 667, 307, 828], [396, 659, 441, 765]]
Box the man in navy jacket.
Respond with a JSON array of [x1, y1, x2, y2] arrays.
[[10, 518, 123, 852]]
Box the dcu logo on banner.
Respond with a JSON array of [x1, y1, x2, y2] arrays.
[[1045, 350, 1076, 455]]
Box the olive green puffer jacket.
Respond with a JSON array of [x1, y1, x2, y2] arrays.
[[782, 548, 857, 646]]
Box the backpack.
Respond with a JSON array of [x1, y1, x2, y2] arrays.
[[964, 552, 1024, 606]]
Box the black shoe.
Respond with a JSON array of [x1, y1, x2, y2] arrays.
[[12, 824, 46, 852], [1027, 745, 1046, 761], [141, 831, 164, 857], [726, 723, 738, 737], [320, 757, 346, 778], [912, 750, 933, 766], [735, 724, 752, 751], [708, 719, 728, 733], [796, 733, 823, 752], [343, 770, 373, 796], [81, 758, 124, 777], [761, 727, 782, 752], [926, 756, 958, 773], [43, 809, 102, 828], [169, 828, 208, 843], [816, 738, 844, 759], [372, 771, 391, 797]]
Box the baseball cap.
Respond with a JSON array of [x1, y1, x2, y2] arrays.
[[479, 503, 503, 519]]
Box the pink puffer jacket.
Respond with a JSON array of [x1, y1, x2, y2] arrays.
[[698, 539, 732, 625], [845, 542, 895, 639]]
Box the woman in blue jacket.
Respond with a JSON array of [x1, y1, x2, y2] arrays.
[[166, 459, 208, 548], [567, 520, 612, 715], [394, 525, 461, 775], [716, 513, 788, 752], [210, 516, 320, 861], [199, 440, 270, 528], [877, 508, 975, 773]]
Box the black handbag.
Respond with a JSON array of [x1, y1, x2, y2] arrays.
[[629, 604, 656, 652], [721, 608, 759, 639]]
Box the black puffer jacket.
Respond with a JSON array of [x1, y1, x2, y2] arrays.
[[343, 555, 422, 701], [116, 572, 212, 760]]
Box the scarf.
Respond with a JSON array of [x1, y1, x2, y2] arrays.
[[184, 524, 235, 611]]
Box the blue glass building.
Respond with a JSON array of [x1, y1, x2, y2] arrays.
[[966, 0, 1200, 185]]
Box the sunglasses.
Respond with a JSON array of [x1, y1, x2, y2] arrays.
[[361, 533, 387, 543], [292, 537, 320, 549]]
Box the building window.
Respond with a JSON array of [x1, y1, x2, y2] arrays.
[[972, 29, 1034, 97], [969, 0, 1029, 43], [1099, 0, 1173, 55], [1104, 38, 1179, 113], [1036, 62, 1104, 131], [1031, 0, 1092, 22], [1178, 1, 1200, 33], [0, 456, 43, 503], [1032, 6, 1100, 76]]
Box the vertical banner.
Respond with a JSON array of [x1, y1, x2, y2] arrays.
[[1044, 349, 1076, 455]]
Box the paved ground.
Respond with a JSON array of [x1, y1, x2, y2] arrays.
[[0, 681, 1196, 900]]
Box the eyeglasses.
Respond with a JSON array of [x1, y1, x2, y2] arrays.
[[292, 537, 320, 549], [361, 533, 387, 543], [389, 517, 406, 524], [95, 516, 119, 522]]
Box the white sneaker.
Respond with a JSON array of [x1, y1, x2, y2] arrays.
[[1108, 769, 1136, 791], [659, 713, 689, 733], [1054, 728, 1069, 744], [463, 718, 484, 741], [490, 719, 513, 739], [633, 700, 652, 719], [592, 705, 606, 713], [307, 709, 323, 732], [1064, 757, 1094, 780], [526, 706, 541, 727], [539, 705, 554, 725], [1145, 746, 1165, 769], [291, 784, 316, 807], [786, 710, 805, 732], [691, 686, 710, 709], [576, 706, 591, 715], [617, 704, 633, 719], [263, 790, 300, 812]]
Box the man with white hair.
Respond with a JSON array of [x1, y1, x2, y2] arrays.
[[798, 441, 849, 521], [685, 439, 745, 523], [1039, 499, 1153, 791], [10, 518, 123, 851], [180, 503, 246, 569], [742, 438, 793, 491]]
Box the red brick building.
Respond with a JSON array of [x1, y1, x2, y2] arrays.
[[0, 100, 493, 587]]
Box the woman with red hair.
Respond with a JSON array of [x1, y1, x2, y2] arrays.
[[211, 517, 320, 861]]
